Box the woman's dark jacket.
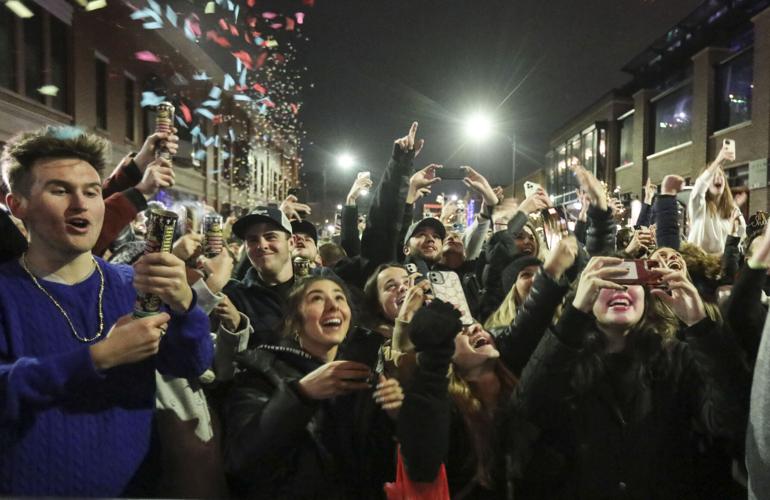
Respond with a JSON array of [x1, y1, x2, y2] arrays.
[[510, 305, 750, 499], [224, 343, 396, 499], [490, 267, 570, 377]]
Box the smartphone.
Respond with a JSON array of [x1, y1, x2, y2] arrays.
[[607, 259, 665, 288], [524, 181, 543, 198], [427, 270, 474, 325], [540, 206, 569, 250], [357, 171, 371, 196], [340, 327, 383, 383], [439, 167, 467, 180], [723, 139, 736, 157]]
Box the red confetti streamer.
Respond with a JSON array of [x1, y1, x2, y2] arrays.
[[229, 24, 239, 36], [256, 51, 268, 68], [135, 51, 161, 62], [252, 83, 267, 94], [285, 17, 295, 31], [232, 50, 254, 70], [218, 18, 228, 30], [302, 0, 315, 6], [207, 30, 231, 47], [290, 103, 298, 114], [179, 102, 192, 123], [270, 23, 282, 29], [247, 0, 255, 7]]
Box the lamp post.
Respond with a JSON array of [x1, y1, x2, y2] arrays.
[[463, 112, 517, 190], [323, 152, 356, 222]]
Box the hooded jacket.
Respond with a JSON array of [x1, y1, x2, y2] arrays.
[[511, 305, 751, 499], [224, 342, 396, 499]]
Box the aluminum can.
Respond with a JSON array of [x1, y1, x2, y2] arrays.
[[133, 208, 178, 318], [202, 214, 224, 258], [155, 102, 175, 161]]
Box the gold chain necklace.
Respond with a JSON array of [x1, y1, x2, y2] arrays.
[[20, 254, 105, 343]]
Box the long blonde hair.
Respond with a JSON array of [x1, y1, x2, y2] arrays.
[[704, 166, 735, 219], [483, 286, 523, 330]]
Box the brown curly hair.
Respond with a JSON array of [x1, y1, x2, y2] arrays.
[[1, 126, 108, 196]]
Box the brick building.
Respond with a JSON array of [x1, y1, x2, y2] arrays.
[[543, 0, 770, 215], [0, 0, 300, 213]]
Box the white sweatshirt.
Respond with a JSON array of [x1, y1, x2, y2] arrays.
[[687, 166, 745, 254]]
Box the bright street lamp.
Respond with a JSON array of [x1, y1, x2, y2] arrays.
[[464, 113, 494, 142], [462, 112, 517, 187], [336, 152, 356, 170]]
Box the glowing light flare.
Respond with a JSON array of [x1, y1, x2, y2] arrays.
[[5, 0, 33, 17], [463, 112, 494, 142], [336, 153, 355, 169]]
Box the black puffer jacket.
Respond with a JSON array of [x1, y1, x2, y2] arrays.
[[585, 205, 617, 256], [223, 269, 294, 347], [510, 305, 751, 500], [224, 342, 396, 499], [489, 268, 570, 377]]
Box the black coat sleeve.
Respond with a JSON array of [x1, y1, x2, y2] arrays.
[[721, 265, 768, 364], [636, 202, 652, 228], [511, 305, 593, 417], [654, 194, 680, 250], [360, 145, 414, 267], [340, 205, 361, 258], [492, 268, 570, 377], [574, 219, 588, 245], [721, 235, 742, 282], [682, 317, 752, 451], [585, 205, 616, 256], [224, 369, 319, 479]]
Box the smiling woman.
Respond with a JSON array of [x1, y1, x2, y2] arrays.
[[224, 275, 405, 499], [508, 255, 751, 498]]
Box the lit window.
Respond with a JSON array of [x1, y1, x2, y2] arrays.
[[715, 49, 752, 130], [651, 84, 692, 153]]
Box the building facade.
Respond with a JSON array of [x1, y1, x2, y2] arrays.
[[0, 0, 301, 213], [544, 0, 770, 216]]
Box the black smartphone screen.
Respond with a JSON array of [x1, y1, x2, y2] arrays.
[[439, 167, 467, 180]]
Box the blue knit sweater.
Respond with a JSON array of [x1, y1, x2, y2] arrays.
[[0, 257, 213, 496]]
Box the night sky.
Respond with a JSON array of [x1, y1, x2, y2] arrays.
[[300, 0, 703, 209]]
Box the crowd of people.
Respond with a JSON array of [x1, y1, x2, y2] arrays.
[[1, 120, 769, 499]]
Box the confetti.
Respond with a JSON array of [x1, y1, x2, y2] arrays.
[[37, 85, 59, 96], [179, 102, 193, 122], [135, 50, 161, 62], [208, 86, 222, 99], [192, 70, 211, 81], [165, 5, 177, 26], [295, 12, 304, 24], [223, 74, 236, 90], [204, 1, 215, 13], [195, 108, 215, 120], [141, 91, 166, 107]]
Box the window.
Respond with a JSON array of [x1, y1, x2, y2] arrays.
[[619, 112, 634, 167], [95, 56, 107, 130], [651, 84, 692, 153], [0, 9, 15, 90], [125, 76, 135, 140], [23, 6, 44, 104], [1, 7, 70, 112], [582, 129, 595, 174], [715, 49, 752, 130], [49, 16, 68, 112], [726, 164, 748, 189]]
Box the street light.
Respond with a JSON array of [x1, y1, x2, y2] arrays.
[[336, 152, 355, 170], [462, 112, 517, 187], [324, 151, 357, 222], [464, 113, 494, 142]]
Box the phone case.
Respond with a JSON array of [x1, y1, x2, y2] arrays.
[[524, 181, 541, 198], [428, 271, 474, 325]]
